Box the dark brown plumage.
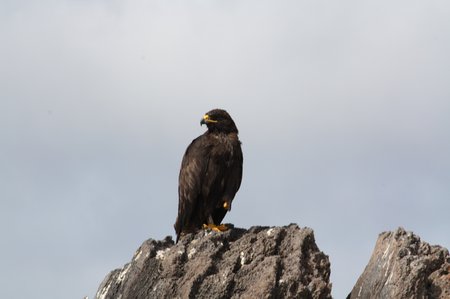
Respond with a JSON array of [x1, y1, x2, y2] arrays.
[[174, 109, 243, 242]]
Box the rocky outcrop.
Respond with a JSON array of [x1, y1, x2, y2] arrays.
[[95, 224, 332, 299], [348, 227, 450, 299], [94, 225, 449, 299]]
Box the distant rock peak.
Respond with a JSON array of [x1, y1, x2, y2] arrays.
[[348, 227, 450, 299]]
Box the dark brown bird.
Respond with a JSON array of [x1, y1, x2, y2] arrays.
[[174, 109, 243, 242]]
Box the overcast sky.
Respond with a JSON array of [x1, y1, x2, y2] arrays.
[[1, 1, 450, 298]]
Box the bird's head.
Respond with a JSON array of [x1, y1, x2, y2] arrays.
[[200, 109, 238, 134]]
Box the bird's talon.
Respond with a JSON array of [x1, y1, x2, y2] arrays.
[[215, 224, 228, 231], [203, 223, 229, 232]]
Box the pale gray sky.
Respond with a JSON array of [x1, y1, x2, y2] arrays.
[[1, 1, 450, 298]]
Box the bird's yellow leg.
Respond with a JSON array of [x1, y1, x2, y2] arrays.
[[203, 223, 229, 232], [223, 201, 231, 211]]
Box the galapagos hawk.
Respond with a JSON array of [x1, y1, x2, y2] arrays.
[[174, 109, 243, 242]]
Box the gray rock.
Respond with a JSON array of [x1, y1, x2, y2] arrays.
[[348, 227, 450, 299], [95, 224, 332, 299]]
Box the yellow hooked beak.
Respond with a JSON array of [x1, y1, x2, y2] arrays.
[[200, 114, 218, 125]]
